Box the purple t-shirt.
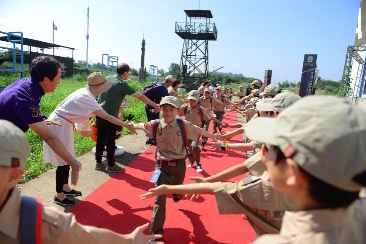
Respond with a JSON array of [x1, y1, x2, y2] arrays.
[[0, 78, 45, 132]]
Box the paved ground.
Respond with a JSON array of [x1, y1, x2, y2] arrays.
[[18, 130, 150, 212]]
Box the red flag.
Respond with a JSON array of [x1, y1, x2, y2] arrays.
[[53, 23, 58, 31]]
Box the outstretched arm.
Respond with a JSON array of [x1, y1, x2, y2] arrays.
[[190, 163, 249, 183], [140, 183, 215, 200]]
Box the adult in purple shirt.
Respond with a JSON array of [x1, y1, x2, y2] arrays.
[[0, 56, 82, 185]]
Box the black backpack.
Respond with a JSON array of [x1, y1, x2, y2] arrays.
[[141, 82, 164, 103]]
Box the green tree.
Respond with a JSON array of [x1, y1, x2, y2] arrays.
[[168, 63, 180, 76], [131, 68, 138, 76]]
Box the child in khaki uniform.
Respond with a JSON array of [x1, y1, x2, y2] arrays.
[[179, 90, 222, 172], [246, 96, 366, 243], [212, 86, 231, 134], [0, 120, 163, 244], [199, 87, 226, 148], [134, 96, 220, 239]]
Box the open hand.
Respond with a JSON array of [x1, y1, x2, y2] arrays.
[[45, 119, 62, 126], [125, 123, 138, 135], [140, 185, 168, 200], [129, 223, 164, 244]]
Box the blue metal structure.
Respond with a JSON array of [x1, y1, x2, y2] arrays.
[[0, 31, 24, 78], [101, 54, 118, 75], [149, 65, 158, 82]]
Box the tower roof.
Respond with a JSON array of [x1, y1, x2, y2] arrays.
[[184, 10, 213, 18]]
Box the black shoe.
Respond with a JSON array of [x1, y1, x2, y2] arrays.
[[146, 138, 156, 146], [173, 196, 182, 202], [201, 141, 206, 148], [62, 189, 82, 197], [54, 197, 75, 206]]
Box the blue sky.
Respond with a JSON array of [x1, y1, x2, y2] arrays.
[[0, 0, 360, 82]]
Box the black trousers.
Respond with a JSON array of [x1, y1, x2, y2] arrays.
[[56, 165, 70, 193], [96, 117, 117, 166], [145, 106, 160, 122]]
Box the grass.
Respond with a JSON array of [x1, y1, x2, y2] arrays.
[[6, 75, 149, 183]]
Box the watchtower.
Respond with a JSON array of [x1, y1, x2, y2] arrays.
[[175, 10, 217, 89]]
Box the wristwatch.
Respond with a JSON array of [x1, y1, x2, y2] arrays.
[[221, 143, 226, 150]]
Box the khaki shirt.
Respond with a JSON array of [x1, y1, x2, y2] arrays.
[[255, 198, 366, 244], [167, 86, 178, 97], [212, 177, 295, 236], [145, 118, 203, 160], [0, 188, 130, 244], [199, 96, 222, 112], [184, 105, 213, 127], [212, 95, 231, 112], [244, 151, 266, 178]]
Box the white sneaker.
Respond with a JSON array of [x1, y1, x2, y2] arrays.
[[196, 164, 203, 173], [187, 163, 194, 168]]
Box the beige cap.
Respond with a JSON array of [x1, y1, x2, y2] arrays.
[[259, 91, 268, 97], [216, 86, 223, 90], [204, 87, 212, 93], [264, 84, 281, 96], [251, 89, 261, 96], [187, 90, 200, 101], [251, 80, 262, 87], [256, 92, 300, 112], [160, 96, 180, 108], [87, 72, 112, 95], [255, 98, 272, 110], [0, 120, 30, 169], [246, 96, 366, 192]]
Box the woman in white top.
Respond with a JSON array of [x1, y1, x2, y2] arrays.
[[43, 72, 137, 206]]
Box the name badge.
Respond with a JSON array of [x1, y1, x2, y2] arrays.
[[150, 170, 161, 183]]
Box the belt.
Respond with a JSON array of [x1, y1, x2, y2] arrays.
[[159, 159, 184, 167], [214, 111, 224, 113]]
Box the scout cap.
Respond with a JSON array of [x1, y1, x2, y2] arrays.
[[251, 80, 262, 87], [264, 84, 281, 96], [256, 92, 300, 112], [246, 96, 366, 192], [251, 89, 261, 96], [255, 98, 272, 110], [187, 90, 200, 101], [87, 72, 112, 95], [0, 120, 30, 169], [160, 96, 180, 108], [204, 87, 212, 93], [216, 86, 223, 90]]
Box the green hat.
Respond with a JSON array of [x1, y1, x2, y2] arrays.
[[160, 96, 180, 108], [246, 96, 366, 192], [256, 92, 300, 112], [251, 80, 262, 87], [187, 90, 200, 101], [0, 120, 30, 169]]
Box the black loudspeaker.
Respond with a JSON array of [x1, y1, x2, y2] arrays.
[[264, 70, 272, 87]]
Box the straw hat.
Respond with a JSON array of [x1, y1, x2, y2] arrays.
[[87, 72, 112, 95]]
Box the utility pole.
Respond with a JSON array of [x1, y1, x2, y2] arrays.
[[86, 6, 90, 68]]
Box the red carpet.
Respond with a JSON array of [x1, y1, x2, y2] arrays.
[[70, 112, 255, 243]]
